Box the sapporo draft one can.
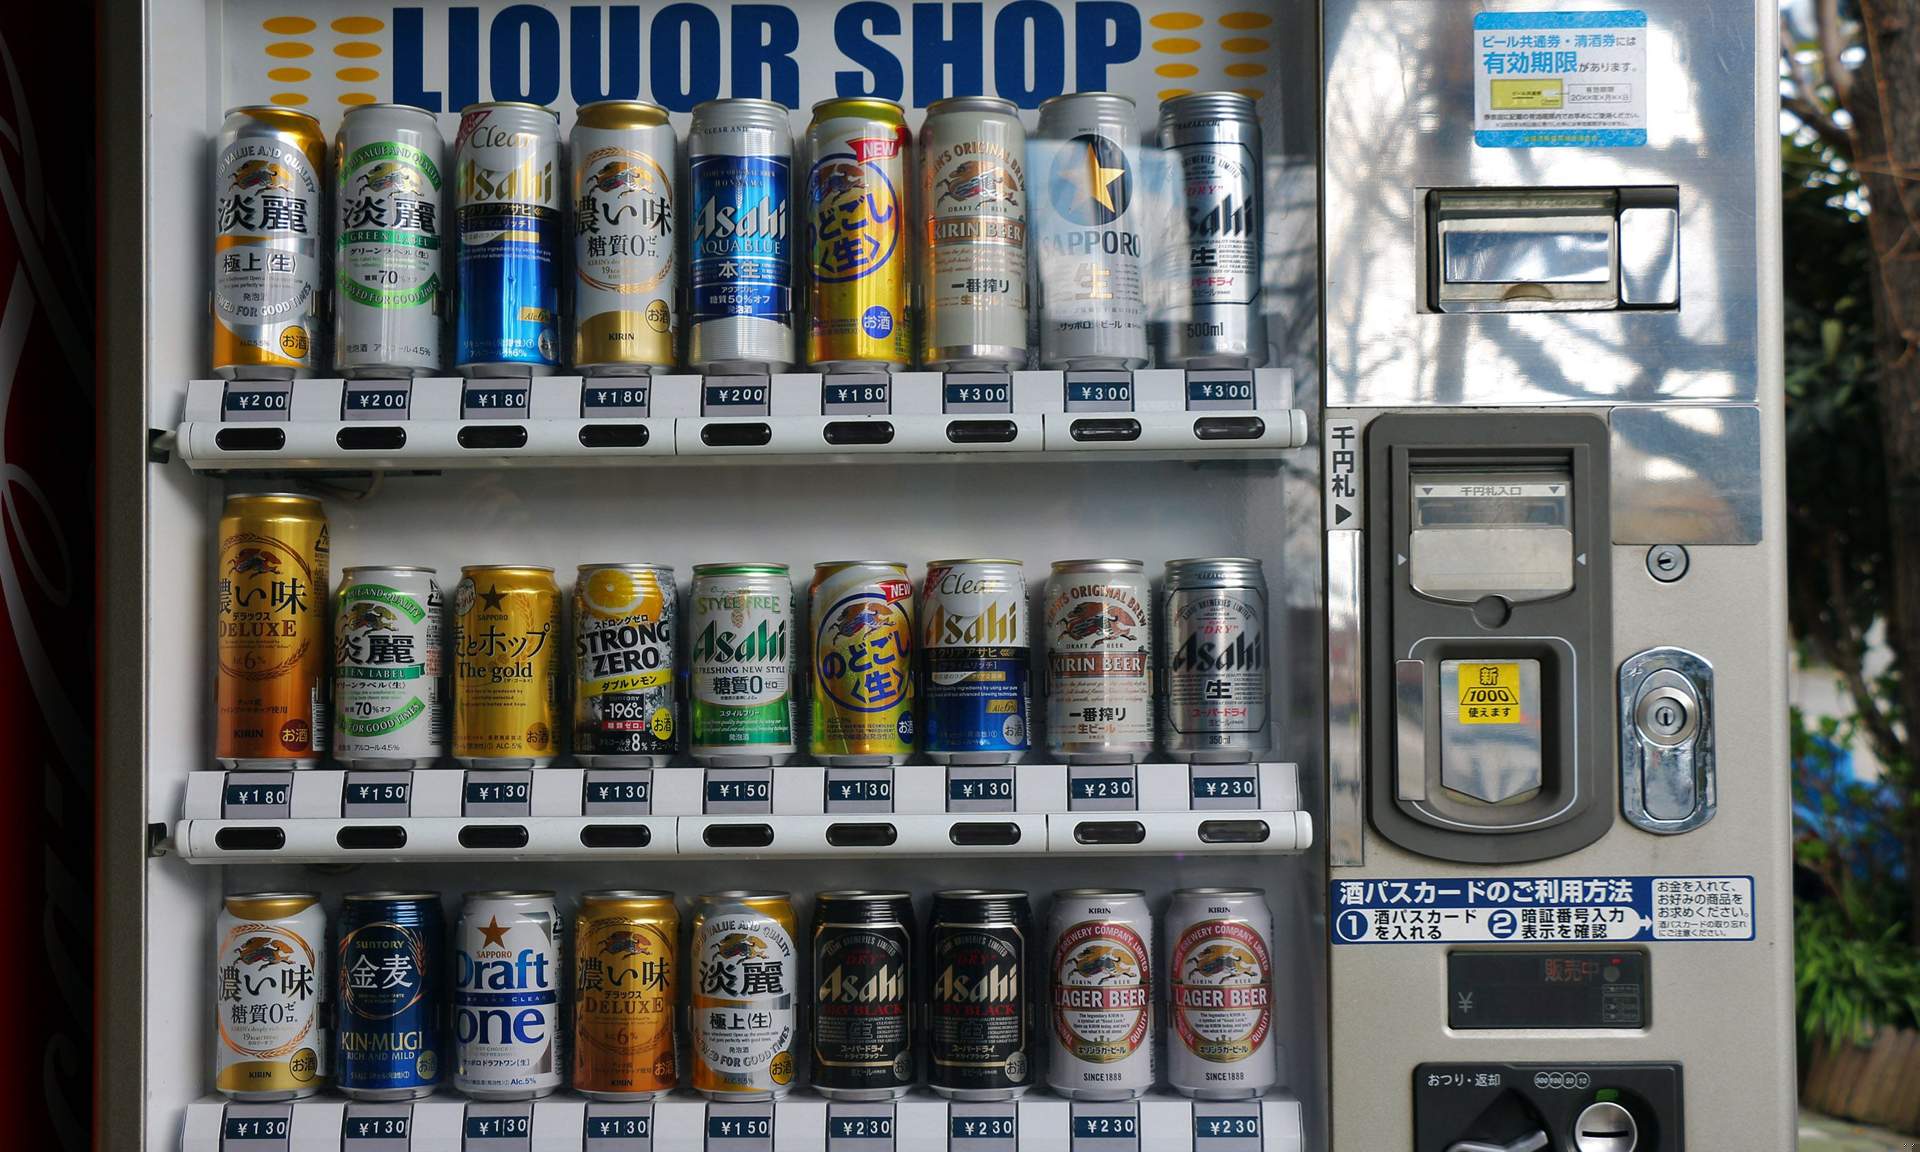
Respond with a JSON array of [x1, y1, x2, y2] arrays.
[[805, 98, 911, 369], [921, 559, 1030, 764], [217, 493, 329, 768], [453, 565, 560, 767], [571, 101, 678, 373], [809, 561, 916, 764], [1165, 888, 1275, 1100], [1034, 93, 1149, 370], [334, 103, 445, 376], [1047, 888, 1154, 1100], [333, 566, 444, 769], [1161, 557, 1270, 761], [215, 892, 328, 1099], [690, 563, 797, 766], [811, 891, 916, 1100], [691, 891, 799, 1099], [336, 891, 444, 1101], [454, 102, 562, 375], [688, 99, 794, 371], [928, 889, 1034, 1100], [920, 96, 1028, 370], [574, 890, 678, 1099], [213, 106, 326, 378], [1044, 559, 1153, 763], [572, 564, 677, 766], [1153, 92, 1266, 369], [455, 891, 566, 1100]]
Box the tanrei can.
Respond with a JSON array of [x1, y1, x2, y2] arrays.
[[805, 98, 911, 370], [215, 892, 328, 1099], [454, 890, 566, 1100], [688, 99, 793, 371], [333, 566, 444, 769], [334, 103, 445, 376], [1166, 888, 1275, 1100], [574, 890, 678, 1099], [691, 890, 799, 1099], [690, 563, 797, 766], [1047, 888, 1154, 1100], [1044, 559, 1153, 763], [811, 891, 916, 1100], [1162, 557, 1270, 761], [809, 561, 916, 765], [213, 106, 326, 378], [928, 889, 1033, 1100], [1033, 93, 1148, 370], [920, 96, 1028, 370], [1154, 92, 1266, 369], [454, 102, 562, 375], [336, 891, 444, 1101], [921, 559, 1030, 764], [217, 493, 329, 768], [572, 563, 677, 766], [572, 100, 678, 373], [453, 564, 560, 768]]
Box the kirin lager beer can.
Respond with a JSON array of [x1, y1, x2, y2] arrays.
[[455, 890, 566, 1100], [927, 889, 1034, 1100], [571, 100, 678, 373], [1047, 888, 1154, 1100], [332, 566, 444, 769], [920, 96, 1028, 370], [1034, 93, 1149, 370], [1161, 557, 1270, 761], [691, 890, 799, 1099], [809, 561, 916, 764], [921, 559, 1030, 764], [454, 102, 562, 375], [805, 98, 912, 370], [572, 563, 677, 766], [216, 493, 329, 768], [1045, 559, 1153, 763], [334, 103, 445, 376], [215, 892, 328, 1099], [688, 99, 794, 372], [336, 891, 445, 1101], [811, 891, 916, 1100], [1153, 93, 1266, 369], [212, 106, 326, 378], [1165, 887, 1275, 1100], [690, 563, 798, 766], [453, 565, 560, 768], [574, 890, 679, 1099]]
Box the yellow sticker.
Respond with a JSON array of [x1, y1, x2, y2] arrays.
[[1458, 662, 1523, 725], [1490, 78, 1564, 110]]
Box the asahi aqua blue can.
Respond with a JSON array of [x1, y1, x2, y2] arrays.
[[454, 102, 562, 375], [336, 891, 445, 1100], [687, 99, 794, 372]]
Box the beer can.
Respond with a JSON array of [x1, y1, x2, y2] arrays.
[[452, 565, 561, 768], [216, 493, 329, 768], [215, 892, 328, 1099], [691, 890, 799, 1099], [1033, 93, 1148, 370], [213, 106, 327, 378], [333, 566, 444, 769], [572, 563, 677, 767], [809, 561, 916, 765], [1047, 888, 1154, 1100], [454, 890, 566, 1100], [921, 559, 1030, 764], [454, 102, 562, 375], [574, 890, 679, 1099], [688, 99, 794, 372], [1165, 888, 1275, 1100], [571, 101, 678, 373], [919, 96, 1028, 371], [690, 563, 798, 766], [1161, 557, 1270, 762], [811, 891, 916, 1100], [334, 103, 445, 376], [927, 889, 1034, 1100], [336, 891, 445, 1101], [804, 98, 912, 370], [1153, 93, 1266, 370], [1044, 559, 1153, 763]]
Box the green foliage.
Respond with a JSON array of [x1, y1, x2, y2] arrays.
[[1797, 902, 1920, 1047]]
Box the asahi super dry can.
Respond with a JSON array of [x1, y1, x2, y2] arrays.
[[574, 890, 678, 1099], [809, 561, 916, 764], [217, 493, 330, 768], [1153, 93, 1266, 369], [1034, 93, 1148, 370], [928, 889, 1033, 1100], [690, 563, 797, 766], [572, 101, 678, 373], [336, 891, 444, 1100], [333, 566, 444, 768], [1044, 559, 1153, 762], [805, 98, 912, 370], [455, 890, 566, 1100], [454, 102, 562, 375], [691, 891, 799, 1099], [213, 107, 326, 378], [215, 892, 328, 1099], [1161, 557, 1269, 761], [921, 559, 1030, 764], [1047, 888, 1154, 1100], [811, 891, 916, 1100], [688, 100, 793, 371], [453, 565, 560, 767], [572, 564, 677, 766], [1165, 887, 1275, 1100], [334, 103, 445, 376]]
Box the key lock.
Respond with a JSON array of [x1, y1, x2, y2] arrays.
[[1619, 647, 1716, 833]]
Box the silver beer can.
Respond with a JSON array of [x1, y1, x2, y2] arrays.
[[920, 96, 1028, 370], [688, 99, 795, 372], [1047, 888, 1154, 1099], [1165, 887, 1276, 1100], [334, 103, 446, 376], [573, 563, 678, 767], [1033, 93, 1148, 370], [690, 563, 798, 766], [1161, 557, 1270, 762], [1044, 559, 1153, 763], [454, 102, 564, 376], [690, 890, 800, 1099], [454, 890, 566, 1100], [921, 559, 1031, 765], [213, 106, 327, 378], [571, 101, 679, 374], [1153, 93, 1266, 369], [333, 565, 445, 769], [215, 892, 329, 1099]]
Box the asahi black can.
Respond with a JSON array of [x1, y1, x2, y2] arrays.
[[927, 889, 1033, 1100], [811, 891, 916, 1100]]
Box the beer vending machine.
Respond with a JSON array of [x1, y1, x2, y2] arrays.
[[99, 0, 1794, 1148]]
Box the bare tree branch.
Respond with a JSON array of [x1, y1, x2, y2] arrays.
[[1786, 92, 1857, 157], [1818, 0, 1855, 107], [1823, 535, 1909, 770]]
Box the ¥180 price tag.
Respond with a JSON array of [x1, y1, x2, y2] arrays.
[[582, 382, 652, 416], [461, 382, 531, 419]]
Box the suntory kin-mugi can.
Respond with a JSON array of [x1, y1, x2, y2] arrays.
[[572, 563, 677, 766], [805, 98, 912, 370], [1161, 557, 1270, 762], [335, 891, 444, 1101], [690, 890, 799, 1099], [334, 102, 445, 376], [1047, 888, 1154, 1100], [332, 565, 444, 769], [1153, 92, 1266, 369], [811, 890, 916, 1100], [690, 563, 798, 766], [1033, 92, 1148, 370], [454, 102, 562, 375], [571, 100, 678, 373], [453, 564, 560, 768], [215, 892, 328, 1099], [921, 559, 1030, 764], [454, 890, 566, 1100], [920, 96, 1028, 370], [217, 493, 330, 768], [687, 99, 794, 372], [1045, 559, 1154, 763], [927, 889, 1034, 1100], [213, 106, 326, 378], [1165, 887, 1275, 1100], [573, 889, 678, 1099], [809, 561, 916, 765]]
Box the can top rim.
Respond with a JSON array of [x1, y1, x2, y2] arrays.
[[340, 102, 440, 119], [461, 564, 556, 573], [814, 560, 908, 571], [698, 889, 792, 901], [928, 558, 1025, 567], [1167, 556, 1264, 568], [692, 97, 789, 115], [926, 95, 1020, 115], [810, 96, 907, 115], [575, 98, 671, 119], [576, 562, 675, 573], [815, 889, 914, 901], [1052, 887, 1149, 898], [457, 100, 559, 117], [1038, 91, 1136, 110], [932, 888, 1031, 901], [225, 890, 320, 901], [580, 888, 678, 901], [1170, 887, 1268, 898], [344, 890, 441, 901], [225, 491, 320, 504], [693, 562, 792, 574], [464, 889, 557, 900], [1049, 558, 1145, 570], [343, 565, 435, 575], [1160, 90, 1259, 113], [222, 105, 323, 126]]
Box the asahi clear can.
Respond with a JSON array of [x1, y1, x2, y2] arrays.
[[1044, 559, 1153, 763], [920, 96, 1028, 370], [571, 101, 678, 373], [215, 892, 328, 1099], [928, 889, 1034, 1100], [334, 103, 445, 376], [809, 561, 916, 765], [572, 563, 677, 766], [333, 565, 444, 769], [921, 559, 1030, 764], [213, 106, 327, 378], [1161, 557, 1270, 761], [1153, 93, 1266, 369], [691, 890, 799, 1099], [1165, 887, 1275, 1100], [1047, 888, 1154, 1100], [805, 98, 912, 370], [1034, 93, 1148, 370], [811, 891, 916, 1100], [574, 890, 679, 1099], [688, 99, 794, 372], [217, 493, 329, 768], [690, 563, 797, 766], [454, 102, 562, 375], [454, 890, 566, 1100], [453, 565, 561, 768]]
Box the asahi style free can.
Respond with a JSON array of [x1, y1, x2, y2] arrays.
[[1165, 888, 1275, 1100], [927, 890, 1034, 1100], [688, 99, 794, 371], [453, 565, 560, 768], [215, 892, 328, 1099], [691, 891, 799, 1099], [213, 106, 326, 378], [809, 561, 916, 765], [811, 891, 916, 1100], [921, 559, 1030, 764], [1044, 559, 1153, 762], [333, 566, 444, 769], [455, 891, 566, 1100], [805, 98, 912, 370], [574, 890, 678, 1099], [217, 493, 329, 768], [336, 891, 444, 1100], [1161, 557, 1270, 761], [690, 563, 797, 766], [1047, 889, 1154, 1100], [454, 102, 562, 375], [572, 563, 677, 766], [1153, 93, 1266, 369], [571, 101, 678, 373], [920, 96, 1028, 370], [1034, 93, 1148, 370], [334, 103, 445, 376]]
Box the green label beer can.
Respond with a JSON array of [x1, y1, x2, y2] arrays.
[[333, 565, 444, 768], [690, 564, 797, 766], [334, 103, 445, 375]]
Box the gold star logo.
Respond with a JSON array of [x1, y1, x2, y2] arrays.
[[478, 915, 511, 948], [1084, 144, 1124, 214]]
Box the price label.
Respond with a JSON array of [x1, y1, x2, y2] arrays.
[[1191, 1103, 1263, 1150], [829, 1117, 894, 1139], [1064, 373, 1134, 412], [584, 1103, 655, 1151], [1190, 767, 1260, 810], [342, 773, 412, 817], [950, 1115, 1017, 1139], [583, 771, 653, 815], [1194, 1115, 1261, 1139], [947, 769, 1016, 813], [587, 1116, 652, 1139], [826, 767, 893, 813], [222, 381, 293, 421], [949, 1103, 1017, 1151], [342, 382, 411, 420], [223, 782, 290, 811], [1186, 374, 1256, 411], [703, 381, 771, 415], [1072, 1115, 1139, 1139], [223, 1117, 290, 1141], [462, 383, 531, 418], [943, 378, 1013, 412], [582, 382, 653, 416], [822, 376, 891, 414], [465, 1114, 533, 1138], [705, 768, 774, 813], [464, 772, 533, 815], [466, 780, 530, 805], [706, 1113, 773, 1140], [343, 1115, 411, 1140], [1069, 772, 1138, 808]]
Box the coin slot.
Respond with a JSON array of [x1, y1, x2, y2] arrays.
[[1070, 417, 1142, 443], [335, 426, 406, 451], [826, 821, 898, 847], [701, 421, 774, 448], [579, 823, 653, 849], [703, 822, 775, 849], [1193, 415, 1267, 441], [949, 821, 1022, 846], [578, 423, 650, 449], [946, 419, 1019, 444], [457, 425, 528, 450], [457, 823, 529, 849], [214, 427, 286, 452], [1073, 820, 1147, 845], [823, 420, 895, 446], [335, 825, 407, 850], [1198, 819, 1271, 844], [213, 826, 286, 852]]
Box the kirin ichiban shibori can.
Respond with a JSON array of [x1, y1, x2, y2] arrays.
[[571, 100, 678, 374], [1154, 91, 1266, 370], [454, 102, 562, 375], [1044, 559, 1154, 763], [1047, 888, 1154, 1100], [919, 96, 1028, 371], [216, 493, 330, 769], [335, 891, 444, 1101], [572, 563, 677, 767], [334, 102, 445, 376], [453, 565, 561, 768], [1161, 557, 1270, 762], [332, 566, 444, 769], [215, 892, 328, 1100], [804, 98, 912, 371], [690, 890, 799, 1099], [574, 890, 679, 1099], [809, 561, 916, 765], [921, 559, 1031, 764], [454, 890, 566, 1100], [212, 106, 326, 378], [687, 99, 794, 372], [1033, 92, 1149, 371], [811, 891, 916, 1100], [927, 889, 1034, 1100], [1165, 887, 1276, 1100], [689, 563, 798, 766]]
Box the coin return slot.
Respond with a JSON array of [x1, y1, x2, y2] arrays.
[[701, 421, 774, 448], [1193, 415, 1266, 441], [578, 423, 649, 448], [579, 824, 653, 849], [826, 821, 899, 848], [214, 427, 285, 452], [946, 419, 1019, 444], [1073, 820, 1146, 845], [457, 425, 528, 450], [823, 420, 895, 446], [703, 822, 775, 849], [949, 821, 1022, 846], [335, 825, 407, 851], [457, 824, 529, 849], [335, 426, 406, 451], [1198, 819, 1271, 844], [1070, 418, 1142, 443], [214, 826, 285, 852]]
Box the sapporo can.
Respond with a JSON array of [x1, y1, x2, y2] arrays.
[[1034, 93, 1148, 370], [454, 102, 562, 375], [809, 561, 916, 765], [217, 493, 330, 768], [690, 563, 797, 766], [1153, 92, 1266, 369], [1047, 888, 1154, 1100], [213, 106, 326, 378], [571, 101, 678, 373], [574, 890, 678, 1099], [334, 103, 445, 376], [921, 559, 1030, 764], [691, 891, 799, 1099], [1161, 557, 1270, 761], [812, 891, 916, 1100], [1044, 559, 1153, 763], [920, 96, 1028, 370], [336, 891, 444, 1100], [333, 566, 444, 769], [573, 564, 677, 766], [1166, 888, 1275, 1100], [928, 889, 1033, 1100], [453, 565, 560, 768], [804, 98, 911, 370], [215, 892, 328, 1099], [455, 891, 566, 1100], [688, 99, 794, 371]]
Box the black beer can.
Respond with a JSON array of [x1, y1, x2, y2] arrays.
[[811, 891, 917, 1099], [926, 889, 1034, 1100]]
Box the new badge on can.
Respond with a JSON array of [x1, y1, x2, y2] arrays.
[[809, 562, 915, 763], [805, 99, 911, 368]]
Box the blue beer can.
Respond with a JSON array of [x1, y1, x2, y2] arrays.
[[454, 102, 562, 375], [687, 98, 794, 371], [920, 559, 1032, 764], [336, 891, 445, 1100]]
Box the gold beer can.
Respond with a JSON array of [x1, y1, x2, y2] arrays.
[[574, 890, 679, 1098], [213, 106, 328, 378], [453, 564, 561, 767], [804, 98, 912, 369], [215, 892, 328, 1099], [217, 493, 330, 767], [808, 561, 915, 764], [691, 890, 799, 1099]]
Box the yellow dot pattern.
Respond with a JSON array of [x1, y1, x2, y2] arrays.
[[1144, 8, 1271, 101], [261, 14, 387, 110]]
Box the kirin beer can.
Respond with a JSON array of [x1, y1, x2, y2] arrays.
[[805, 98, 912, 370], [1153, 93, 1266, 369], [336, 891, 444, 1100], [453, 565, 560, 768], [454, 102, 562, 375], [1161, 557, 1270, 761], [572, 100, 678, 373], [690, 563, 798, 766], [809, 561, 916, 764], [1044, 559, 1153, 763], [213, 106, 326, 378], [921, 559, 1030, 764], [812, 891, 916, 1100], [688, 99, 794, 372], [215, 892, 328, 1099], [1165, 887, 1275, 1100], [217, 493, 329, 768], [333, 566, 444, 769], [573, 563, 677, 766], [691, 890, 799, 1099], [928, 889, 1034, 1100], [334, 103, 445, 376], [920, 96, 1028, 370], [1047, 888, 1154, 1100], [455, 890, 566, 1100], [1034, 93, 1148, 370], [574, 890, 678, 1099]]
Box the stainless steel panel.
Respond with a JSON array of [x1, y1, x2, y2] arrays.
[[1610, 404, 1764, 544], [1620, 204, 1681, 307], [1327, 529, 1366, 867], [1437, 658, 1542, 804], [1394, 659, 1427, 801], [1409, 526, 1574, 602]]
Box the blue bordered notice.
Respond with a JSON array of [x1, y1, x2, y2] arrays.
[[1474, 11, 1648, 148], [1330, 875, 1754, 944]]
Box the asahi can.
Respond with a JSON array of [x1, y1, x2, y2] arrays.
[[1047, 889, 1154, 1100], [1161, 557, 1269, 761], [921, 559, 1030, 764], [805, 98, 912, 370], [1034, 93, 1148, 370], [1165, 888, 1275, 1100], [454, 102, 562, 375], [215, 892, 327, 1099], [920, 96, 1028, 370], [688, 99, 794, 372], [1044, 559, 1153, 763], [691, 891, 799, 1099], [336, 891, 444, 1101], [809, 561, 916, 765], [571, 101, 678, 373], [574, 890, 678, 1099], [927, 889, 1033, 1100], [217, 493, 329, 768], [334, 103, 445, 376], [454, 891, 566, 1100], [1153, 93, 1266, 369], [811, 891, 916, 1100], [213, 106, 326, 378], [572, 563, 677, 766], [453, 565, 560, 768], [690, 563, 797, 766], [333, 566, 444, 769]]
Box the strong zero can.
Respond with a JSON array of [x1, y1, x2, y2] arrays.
[[215, 892, 328, 1099], [688, 99, 793, 371], [1154, 92, 1266, 369], [333, 566, 444, 769], [572, 101, 678, 373], [811, 891, 916, 1100], [1162, 557, 1270, 761], [1165, 887, 1276, 1100], [455, 890, 566, 1100], [1047, 888, 1154, 1100], [573, 563, 677, 766], [213, 106, 326, 378], [454, 102, 562, 375], [690, 563, 797, 766], [921, 559, 1030, 764], [691, 891, 799, 1099], [928, 889, 1034, 1100], [336, 891, 444, 1101], [1045, 559, 1154, 762], [1034, 93, 1148, 370], [805, 98, 912, 369], [920, 96, 1028, 370], [334, 103, 445, 376], [809, 561, 916, 765]]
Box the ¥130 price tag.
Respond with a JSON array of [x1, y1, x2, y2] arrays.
[[825, 767, 893, 812], [947, 766, 1016, 812], [583, 1102, 654, 1151], [463, 771, 532, 815]]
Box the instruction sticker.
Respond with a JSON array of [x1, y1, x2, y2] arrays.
[[1473, 11, 1648, 148], [1331, 875, 1755, 944], [1457, 662, 1523, 725]]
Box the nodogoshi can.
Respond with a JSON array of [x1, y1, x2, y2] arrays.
[[920, 96, 1028, 370], [454, 890, 566, 1100], [812, 891, 916, 1100], [1165, 887, 1275, 1100], [216, 892, 328, 1099], [690, 563, 797, 766], [805, 98, 912, 370], [688, 99, 794, 372], [1161, 557, 1269, 761], [1044, 559, 1153, 763], [921, 559, 1030, 764], [691, 891, 799, 1099], [336, 891, 444, 1101], [332, 566, 444, 769], [454, 102, 562, 375], [574, 890, 678, 1099], [810, 561, 916, 764], [571, 101, 678, 373], [1033, 93, 1148, 370], [334, 103, 445, 376], [213, 106, 327, 378], [928, 889, 1034, 1100], [217, 493, 330, 768], [1153, 92, 1266, 369], [1047, 888, 1154, 1100], [452, 565, 560, 768], [572, 563, 677, 766]]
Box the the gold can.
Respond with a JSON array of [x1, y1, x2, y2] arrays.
[[574, 890, 679, 1099], [691, 890, 799, 1099], [215, 892, 328, 1099], [804, 98, 912, 369], [217, 493, 330, 767], [452, 564, 561, 767]]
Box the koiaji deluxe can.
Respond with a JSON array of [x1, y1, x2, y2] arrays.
[[688, 99, 794, 372], [334, 103, 445, 376], [921, 559, 1030, 764], [1033, 92, 1148, 370], [811, 891, 916, 1100], [333, 566, 444, 769], [215, 892, 328, 1100], [1047, 888, 1154, 1100], [1153, 92, 1266, 370], [691, 891, 799, 1099], [809, 561, 916, 765], [454, 890, 566, 1100], [453, 565, 561, 768], [1165, 887, 1275, 1100], [1045, 559, 1153, 763], [213, 106, 326, 378], [574, 890, 679, 1099], [572, 563, 677, 767], [1161, 557, 1270, 762], [920, 96, 1028, 371], [804, 98, 912, 370], [927, 889, 1034, 1100], [454, 102, 562, 375], [571, 100, 678, 374], [217, 493, 330, 768], [336, 891, 445, 1101], [690, 563, 797, 766]]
